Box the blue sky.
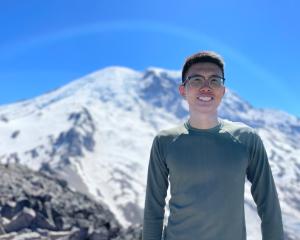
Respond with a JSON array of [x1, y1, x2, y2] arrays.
[[0, 0, 299, 117]]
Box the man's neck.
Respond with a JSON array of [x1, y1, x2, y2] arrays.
[[188, 113, 219, 129]]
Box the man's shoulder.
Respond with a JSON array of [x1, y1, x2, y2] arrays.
[[156, 123, 188, 138], [151, 123, 187, 152], [221, 118, 254, 133], [221, 118, 261, 144]]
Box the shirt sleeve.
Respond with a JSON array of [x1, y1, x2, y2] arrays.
[[246, 131, 284, 240], [142, 135, 169, 240]]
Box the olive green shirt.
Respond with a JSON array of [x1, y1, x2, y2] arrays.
[[142, 119, 283, 240]]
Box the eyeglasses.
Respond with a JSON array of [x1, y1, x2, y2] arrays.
[[182, 75, 225, 89]]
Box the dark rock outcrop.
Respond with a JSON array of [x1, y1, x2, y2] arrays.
[[0, 163, 142, 239]]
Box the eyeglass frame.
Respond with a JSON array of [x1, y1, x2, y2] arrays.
[[181, 74, 226, 89]]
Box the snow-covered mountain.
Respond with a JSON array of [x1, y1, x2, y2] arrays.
[[0, 66, 299, 239]]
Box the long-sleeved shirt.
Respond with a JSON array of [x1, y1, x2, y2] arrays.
[[142, 119, 284, 240]]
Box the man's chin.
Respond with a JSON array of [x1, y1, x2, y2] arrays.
[[189, 106, 218, 115]]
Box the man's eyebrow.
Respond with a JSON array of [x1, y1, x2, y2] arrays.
[[188, 74, 203, 77], [187, 74, 222, 78]]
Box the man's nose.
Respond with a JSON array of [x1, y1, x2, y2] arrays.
[[199, 80, 212, 90]]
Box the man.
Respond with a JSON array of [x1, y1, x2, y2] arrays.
[[142, 51, 284, 240]]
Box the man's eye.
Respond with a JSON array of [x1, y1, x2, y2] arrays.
[[210, 78, 222, 84], [210, 78, 219, 82], [189, 80, 200, 85], [191, 77, 203, 81]]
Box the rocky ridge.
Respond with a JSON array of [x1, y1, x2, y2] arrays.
[[0, 163, 142, 240]]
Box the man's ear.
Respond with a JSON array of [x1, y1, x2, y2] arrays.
[[178, 84, 186, 99], [222, 87, 226, 97]]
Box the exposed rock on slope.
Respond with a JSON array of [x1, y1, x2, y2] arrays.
[[0, 163, 142, 240]]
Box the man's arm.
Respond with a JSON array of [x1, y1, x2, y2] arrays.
[[246, 131, 284, 240], [142, 135, 169, 240]]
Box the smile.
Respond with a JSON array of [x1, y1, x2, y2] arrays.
[[197, 96, 214, 102]]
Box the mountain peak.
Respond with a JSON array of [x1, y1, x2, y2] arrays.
[[144, 66, 181, 80], [87, 66, 141, 80]]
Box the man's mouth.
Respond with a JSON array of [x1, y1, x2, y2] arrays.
[[197, 96, 214, 102]]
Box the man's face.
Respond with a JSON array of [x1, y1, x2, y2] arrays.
[[179, 62, 225, 115]]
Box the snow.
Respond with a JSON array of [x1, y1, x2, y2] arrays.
[[0, 66, 299, 238]]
